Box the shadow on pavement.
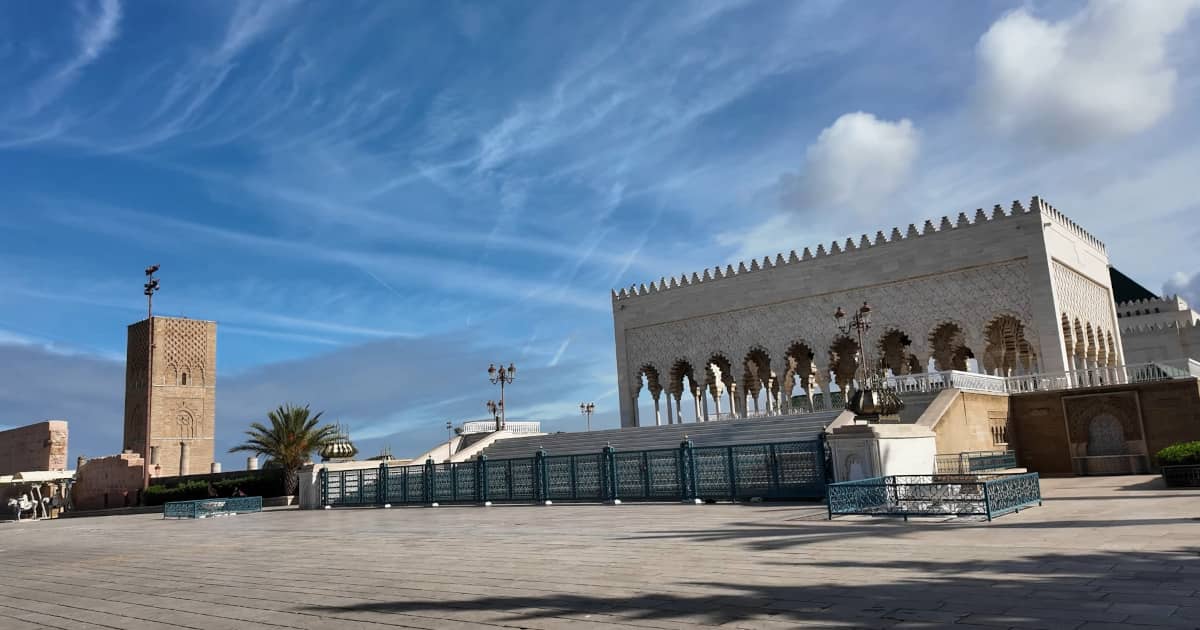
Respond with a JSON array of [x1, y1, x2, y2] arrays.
[[302, 549, 1199, 628]]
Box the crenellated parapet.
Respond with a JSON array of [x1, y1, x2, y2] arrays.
[[1116, 295, 1190, 318], [612, 196, 1103, 302]]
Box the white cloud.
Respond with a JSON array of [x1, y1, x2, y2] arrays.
[[24, 0, 122, 113], [1164, 271, 1200, 307], [975, 0, 1200, 147], [780, 112, 920, 217]]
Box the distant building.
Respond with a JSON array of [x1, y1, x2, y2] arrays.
[[0, 420, 68, 475], [1118, 295, 1200, 363], [121, 316, 217, 477]]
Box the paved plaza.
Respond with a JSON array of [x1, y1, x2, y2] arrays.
[[0, 476, 1197, 630]]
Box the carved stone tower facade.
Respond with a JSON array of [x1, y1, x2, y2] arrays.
[[122, 316, 217, 477]]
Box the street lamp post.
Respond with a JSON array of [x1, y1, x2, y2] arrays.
[[487, 363, 516, 430], [833, 302, 872, 386], [142, 265, 160, 500], [445, 420, 454, 462], [579, 402, 595, 432], [833, 301, 903, 421]]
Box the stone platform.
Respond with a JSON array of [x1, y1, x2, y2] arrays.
[[0, 476, 1197, 629]]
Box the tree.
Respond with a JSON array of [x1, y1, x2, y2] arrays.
[[229, 404, 339, 496]]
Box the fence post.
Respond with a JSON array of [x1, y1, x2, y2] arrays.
[[983, 479, 993, 522], [378, 462, 388, 506], [570, 455, 578, 501], [451, 463, 458, 502], [319, 467, 328, 507], [424, 458, 435, 505], [680, 438, 698, 504], [769, 443, 781, 497], [726, 445, 737, 500], [602, 444, 618, 504], [641, 451, 651, 498], [478, 455, 489, 505], [535, 449, 550, 505]]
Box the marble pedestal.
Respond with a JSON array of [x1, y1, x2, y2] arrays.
[[827, 422, 936, 481]]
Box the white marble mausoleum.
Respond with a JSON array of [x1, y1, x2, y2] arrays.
[[611, 196, 1124, 428]]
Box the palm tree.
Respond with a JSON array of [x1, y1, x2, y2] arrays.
[[229, 404, 339, 496]]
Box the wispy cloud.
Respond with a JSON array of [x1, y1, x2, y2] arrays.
[[21, 0, 122, 115]]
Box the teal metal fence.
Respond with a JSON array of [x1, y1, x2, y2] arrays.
[[320, 439, 827, 507], [934, 450, 1017, 474], [826, 472, 1041, 521], [163, 496, 263, 519]]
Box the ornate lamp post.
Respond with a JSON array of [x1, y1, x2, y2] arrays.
[[486, 400, 504, 432], [579, 402, 595, 432], [833, 301, 903, 422], [141, 265, 160, 499], [487, 362, 516, 430]]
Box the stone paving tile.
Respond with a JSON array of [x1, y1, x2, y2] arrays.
[[1, 476, 1198, 628]]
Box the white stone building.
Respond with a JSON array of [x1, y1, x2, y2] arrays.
[[611, 196, 1124, 428], [1117, 295, 1200, 363]]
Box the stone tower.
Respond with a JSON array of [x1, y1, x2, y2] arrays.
[[122, 316, 216, 477]]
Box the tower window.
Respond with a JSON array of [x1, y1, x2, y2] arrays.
[[181, 372, 188, 386]]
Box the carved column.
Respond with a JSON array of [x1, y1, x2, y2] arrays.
[[179, 441, 190, 476]]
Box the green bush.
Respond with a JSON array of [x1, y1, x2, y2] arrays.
[[144, 469, 287, 505], [1155, 441, 1200, 467]]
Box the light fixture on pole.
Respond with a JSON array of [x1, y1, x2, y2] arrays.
[[487, 362, 516, 430], [486, 399, 504, 432], [579, 402, 595, 432], [445, 420, 454, 462], [833, 301, 902, 422], [141, 265, 160, 501]]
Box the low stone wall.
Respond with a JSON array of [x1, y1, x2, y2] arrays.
[[72, 452, 145, 510], [1010, 378, 1200, 475]]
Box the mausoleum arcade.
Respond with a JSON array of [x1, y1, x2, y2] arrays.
[[611, 196, 1124, 428]]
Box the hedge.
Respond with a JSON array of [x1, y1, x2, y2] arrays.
[[144, 469, 286, 506], [1155, 441, 1200, 467]]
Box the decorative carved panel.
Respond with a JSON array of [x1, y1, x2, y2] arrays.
[[623, 259, 1037, 391]]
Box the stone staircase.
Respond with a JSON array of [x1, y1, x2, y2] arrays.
[[479, 410, 842, 459]]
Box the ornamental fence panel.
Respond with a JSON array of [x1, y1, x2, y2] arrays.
[[163, 496, 263, 519], [319, 438, 827, 508], [826, 473, 1041, 521]]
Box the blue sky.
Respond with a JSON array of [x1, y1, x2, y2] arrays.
[[2, 0, 1199, 469]]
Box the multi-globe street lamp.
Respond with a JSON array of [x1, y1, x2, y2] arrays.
[[833, 301, 872, 386], [833, 301, 903, 421], [487, 362, 516, 430], [579, 402, 595, 432]]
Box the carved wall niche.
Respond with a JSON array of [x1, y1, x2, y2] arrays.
[[1062, 391, 1146, 459]]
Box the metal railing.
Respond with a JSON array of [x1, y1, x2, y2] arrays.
[[1002, 359, 1200, 393], [935, 450, 1017, 474], [459, 420, 542, 435], [826, 473, 1040, 521], [163, 496, 263, 519], [320, 439, 828, 507]]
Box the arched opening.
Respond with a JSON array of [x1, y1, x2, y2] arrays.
[[828, 336, 860, 396], [783, 341, 818, 413], [180, 372, 189, 386], [668, 359, 701, 424], [1073, 318, 1087, 372], [982, 315, 1036, 376], [633, 365, 663, 427], [877, 329, 919, 377], [742, 348, 774, 417], [704, 354, 737, 420], [929, 322, 973, 372]]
